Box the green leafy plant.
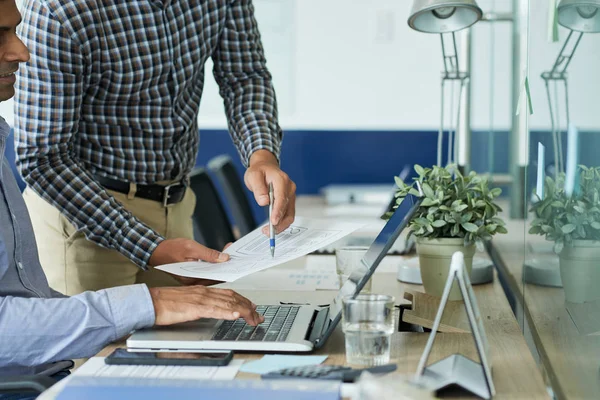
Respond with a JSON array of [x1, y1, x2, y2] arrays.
[[383, 164, 507, 250], [529, 165, 600, 253]]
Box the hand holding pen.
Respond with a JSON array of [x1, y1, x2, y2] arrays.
[[269, 182, 276, 257]]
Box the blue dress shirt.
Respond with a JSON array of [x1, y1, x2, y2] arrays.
[[0, 117, 156, 377]]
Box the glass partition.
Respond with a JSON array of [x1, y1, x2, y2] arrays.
[[523, 0, 600, 398]]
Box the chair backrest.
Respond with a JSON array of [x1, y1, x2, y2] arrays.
[[188, 167, 236, 251], [0, 375, 55, 394], [207, 155, 259, 237]]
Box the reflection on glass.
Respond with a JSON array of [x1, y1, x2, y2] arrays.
[[529, 166, 600, 304], [524, 0, 600, 397]]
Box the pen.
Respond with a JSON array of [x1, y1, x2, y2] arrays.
[[269, 183, 275, 257]]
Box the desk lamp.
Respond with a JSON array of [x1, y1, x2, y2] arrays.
[[525, 0, 600, 288], [408, 0, 482, 168], [541, 0, 600, 176]]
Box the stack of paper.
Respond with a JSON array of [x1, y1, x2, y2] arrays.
[[239, 355, 328, 374]]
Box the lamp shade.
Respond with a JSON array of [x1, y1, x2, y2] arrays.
[[408, 0, 483, 33], [557, 0, 600, 32]]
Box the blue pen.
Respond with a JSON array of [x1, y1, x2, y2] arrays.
[[269, 183, 275, 257]]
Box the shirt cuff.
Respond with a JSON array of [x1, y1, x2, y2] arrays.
[[118, 221, 165, 270], [103, 284, 156, 340], [241, 129, 282, 168]]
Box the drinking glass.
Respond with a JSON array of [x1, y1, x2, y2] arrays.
[[341, 294, 395, 366], [336, 246, 372, 293]]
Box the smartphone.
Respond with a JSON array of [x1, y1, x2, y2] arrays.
[[105, 348, 233, 366]]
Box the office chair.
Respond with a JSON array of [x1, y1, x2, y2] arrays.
[[0, 375, 55, 395], [207, 155, 259, 237], [188, 167, 236, 252]]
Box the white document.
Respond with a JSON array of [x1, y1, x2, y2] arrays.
[[220, 268, 339, 291], [324, 203, 388, 218], [305, 254, 399, 275], [74, 357, 244, 381], [157, 217, 363, 281]]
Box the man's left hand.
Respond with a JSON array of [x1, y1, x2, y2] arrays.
[[244, 150, 296, 233]]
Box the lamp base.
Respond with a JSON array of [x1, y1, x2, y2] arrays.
[[523, 256, 562, 287]]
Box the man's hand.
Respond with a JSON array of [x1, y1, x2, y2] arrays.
[[148, 238, 229, 286], [244, 150, 296, 234], [148, 286, 264, 326]]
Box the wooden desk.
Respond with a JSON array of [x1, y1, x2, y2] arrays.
[[89, 196, 547, 398], [97, 261, 547, 399], [492, 219, 600, 399]]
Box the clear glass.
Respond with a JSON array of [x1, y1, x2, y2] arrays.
[[521, 0, 600, 397], [341, 294, 395, 366], [335, 246, 372, 293]]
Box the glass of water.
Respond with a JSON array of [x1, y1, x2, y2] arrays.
[[336, 246, 372, 293], [341, 294, 395, 366]]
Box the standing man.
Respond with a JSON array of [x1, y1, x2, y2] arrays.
[[1, 3, 262, 398], [14, 0, 296, 295]]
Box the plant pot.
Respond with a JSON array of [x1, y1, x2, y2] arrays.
[[559, 240, 600, 304], [416, 238, 476, 301]]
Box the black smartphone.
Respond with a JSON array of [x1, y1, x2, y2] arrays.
[[105, 348, 233, 366]]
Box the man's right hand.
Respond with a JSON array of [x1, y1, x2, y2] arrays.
[[148, 238, 230, 286], [148, 286, 264, 326], [149, 238, 230, 266]]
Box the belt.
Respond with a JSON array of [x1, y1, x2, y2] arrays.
[[95, 176, 188, 207]]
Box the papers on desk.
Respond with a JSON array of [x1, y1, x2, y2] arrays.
[[305, 254, 399, 275], [221, 268, 339, 291], [239, 355, 328, 374], [157, 217, 363, 282], [51, 358, 341, 400], [74, 357, 244, 380], [323, 203, 388, 218]]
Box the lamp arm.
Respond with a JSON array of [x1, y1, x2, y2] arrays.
[[440, 32, 460, 77], [540, 30, 583, 175], [545, 31, 584, 79]]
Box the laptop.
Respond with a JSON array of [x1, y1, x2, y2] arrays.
[[127, 194, 423, 353]]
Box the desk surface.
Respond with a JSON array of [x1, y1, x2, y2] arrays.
[[96, 249, 547, 398], [81, 196, 546, 398], [492, 219, 600, 400]]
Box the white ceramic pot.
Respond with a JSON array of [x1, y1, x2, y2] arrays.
[[416, 237, 476, 301], [559, 240, 600, 304]]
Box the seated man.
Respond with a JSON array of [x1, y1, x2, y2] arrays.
[[0, 1, 262, 397]]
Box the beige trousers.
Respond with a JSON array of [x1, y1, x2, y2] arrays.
[[23, 186, 196, 295]]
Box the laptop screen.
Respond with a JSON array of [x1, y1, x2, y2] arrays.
[[315, 194, 423, 347]]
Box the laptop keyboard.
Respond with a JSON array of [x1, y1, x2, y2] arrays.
[[211, 305, 300, 342]]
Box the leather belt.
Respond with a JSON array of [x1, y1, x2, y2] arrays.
[[95, 176, 188, 207]]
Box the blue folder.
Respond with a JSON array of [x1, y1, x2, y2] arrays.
[[56, 376, 341, 400]]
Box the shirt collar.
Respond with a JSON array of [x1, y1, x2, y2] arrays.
[[0, 116, 8, 138]]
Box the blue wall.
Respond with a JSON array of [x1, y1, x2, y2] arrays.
[[5, 128, 598, 223], [196, 130, 439, 193]]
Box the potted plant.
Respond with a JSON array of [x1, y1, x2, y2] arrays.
[[384, 164, 507, 300], [529, 165, 600, 304]]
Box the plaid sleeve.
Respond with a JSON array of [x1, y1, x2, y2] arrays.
[[211, 0, 283, 167], [14, 1, 163, 269]]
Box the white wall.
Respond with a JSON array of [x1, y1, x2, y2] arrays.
[[2, 0, 599, 131]]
